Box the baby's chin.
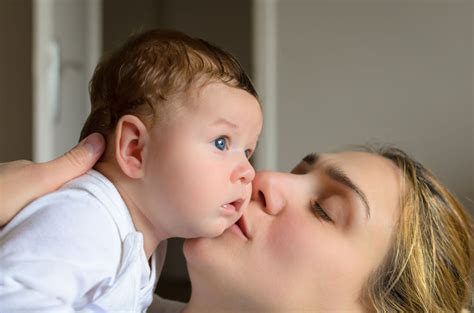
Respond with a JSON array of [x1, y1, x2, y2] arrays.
[[185, 219, 237, 239]]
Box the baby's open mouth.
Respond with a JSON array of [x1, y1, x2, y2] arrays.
[[221, 199, 244, 212]]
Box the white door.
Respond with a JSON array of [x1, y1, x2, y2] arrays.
[[33, 0, 102, 162]]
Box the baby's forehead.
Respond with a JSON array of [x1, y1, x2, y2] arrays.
[[158, 81, 262, 133]]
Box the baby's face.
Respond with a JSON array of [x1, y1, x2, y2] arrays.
[[142, 82, 263, 239]]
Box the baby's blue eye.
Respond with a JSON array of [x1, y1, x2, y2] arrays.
[[214, 137, 227, 151]]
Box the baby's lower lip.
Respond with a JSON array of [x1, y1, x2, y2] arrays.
[[221, 199, 244, 215], [221, 203, 237, 215]]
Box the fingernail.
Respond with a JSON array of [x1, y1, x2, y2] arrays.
[[80, 133, 104, 155]]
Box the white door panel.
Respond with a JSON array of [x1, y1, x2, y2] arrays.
[[33, 0, 101, 162]]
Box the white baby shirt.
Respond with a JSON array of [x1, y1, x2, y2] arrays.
[[0, 170, 167, 313]]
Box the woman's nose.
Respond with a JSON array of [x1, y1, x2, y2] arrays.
[[230, 158, 256, 185], [251, 171, 287, 216]]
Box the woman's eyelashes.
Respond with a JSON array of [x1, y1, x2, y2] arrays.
[[311, 200, 333, 223]]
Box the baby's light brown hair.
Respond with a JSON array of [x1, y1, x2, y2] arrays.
[[80, 29, 258, 140]]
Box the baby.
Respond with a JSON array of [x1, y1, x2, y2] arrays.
[[0, 29, 262, 312]]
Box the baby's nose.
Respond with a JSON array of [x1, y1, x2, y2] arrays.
[[231, 159, 255, 184]]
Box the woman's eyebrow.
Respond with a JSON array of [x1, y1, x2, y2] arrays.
[[325, 166, 371, 219], [302, 153, 320, 165], [302, 153, 371, 219]]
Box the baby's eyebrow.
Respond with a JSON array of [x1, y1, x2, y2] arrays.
[[211, 117, 238, 129]]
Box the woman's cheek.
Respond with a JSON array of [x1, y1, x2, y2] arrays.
[[263, 218, 317, 268]]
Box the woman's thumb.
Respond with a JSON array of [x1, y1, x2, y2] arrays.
[[40, 133, 106, 186]]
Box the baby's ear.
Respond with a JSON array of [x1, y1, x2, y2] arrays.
[[114, 115, 149, 179]]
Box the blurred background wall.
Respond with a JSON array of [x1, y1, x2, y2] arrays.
[[0, 0, 33, 161], [0, 0, 472, 303], [275, 1, 473, 210]]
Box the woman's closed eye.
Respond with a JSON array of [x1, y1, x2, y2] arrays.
[[311, 201, 333, 223]]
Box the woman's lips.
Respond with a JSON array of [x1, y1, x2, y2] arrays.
[[230, 216, 250, 240], [229, 223, 248, 240]]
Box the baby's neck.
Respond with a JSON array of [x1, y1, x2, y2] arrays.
[[94, 161, 163, 259]]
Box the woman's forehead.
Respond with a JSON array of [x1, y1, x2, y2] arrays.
[[293, 151, 388, 170]]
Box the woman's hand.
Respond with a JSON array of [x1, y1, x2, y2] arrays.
[[0, 133, 105, 226]]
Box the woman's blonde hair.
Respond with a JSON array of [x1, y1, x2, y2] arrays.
[[364, 147, 472, 312]]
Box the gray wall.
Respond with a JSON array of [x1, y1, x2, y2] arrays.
[[275, 1, 473, 210], [103, 0, 252, 75], [0, 0, 32, 161], [103, 0, 161, 52]]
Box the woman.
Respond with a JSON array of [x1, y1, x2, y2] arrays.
[[181, 147, 472, 312], [1, 135, 472, 312]]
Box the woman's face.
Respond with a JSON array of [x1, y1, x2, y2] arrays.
[[184, 151, 402, 312]]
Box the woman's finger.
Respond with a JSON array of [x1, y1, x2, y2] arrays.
[[0, 133, 105, 226], [39, 133, 106, 189]]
